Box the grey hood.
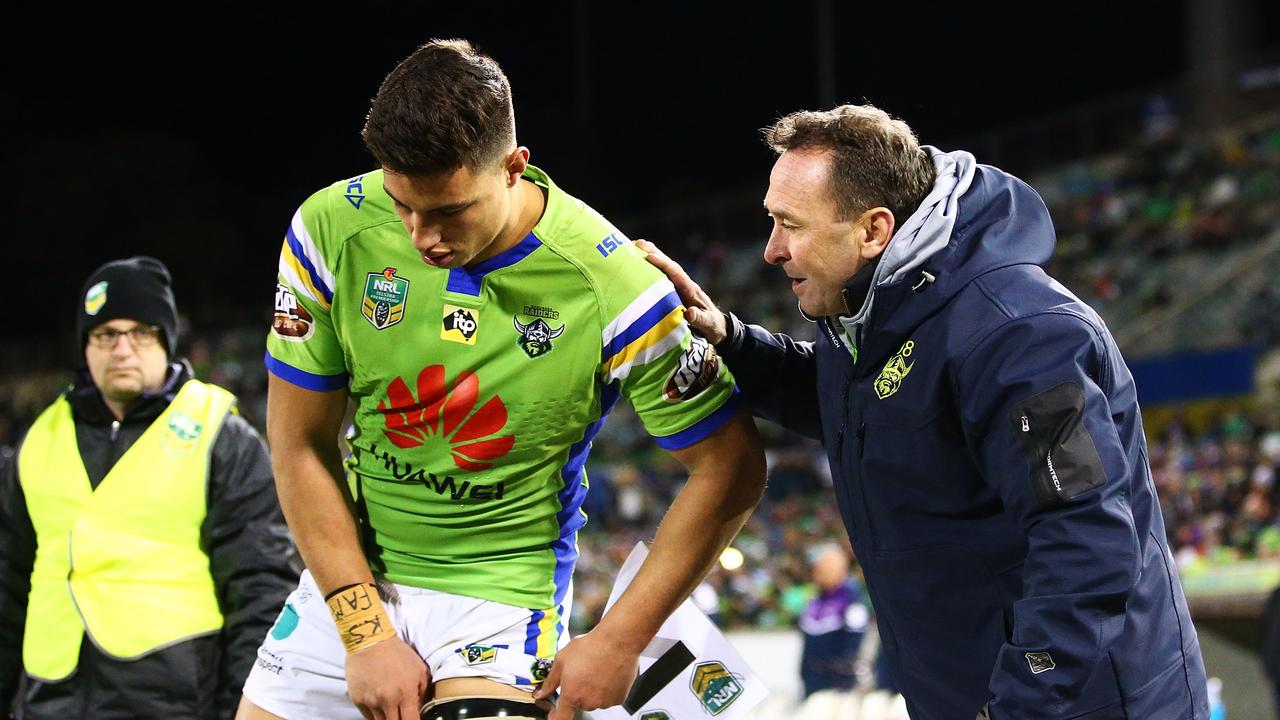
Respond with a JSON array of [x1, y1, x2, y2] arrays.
[[838, 146, 977, 344]]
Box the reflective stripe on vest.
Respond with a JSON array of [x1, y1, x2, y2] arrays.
[[18, 379, 234, 680]]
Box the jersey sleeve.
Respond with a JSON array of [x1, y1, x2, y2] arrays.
[[599, 240, 739, 450], [265, 194, 348, 391]]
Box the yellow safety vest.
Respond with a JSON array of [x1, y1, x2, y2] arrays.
[[18, 379, 235, 681]]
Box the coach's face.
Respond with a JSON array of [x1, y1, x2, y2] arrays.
[[383, 148, 529, 270], [763, 149, 892, 317]]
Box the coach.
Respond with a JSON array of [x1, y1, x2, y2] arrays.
[[642, 104, 1208, 719]]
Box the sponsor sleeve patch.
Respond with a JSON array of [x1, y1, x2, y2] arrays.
[[663, 336, 720, 402], [272, 283, 315, 341]]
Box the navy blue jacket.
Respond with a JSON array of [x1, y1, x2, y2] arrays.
[[723, 165, 1208, 719]]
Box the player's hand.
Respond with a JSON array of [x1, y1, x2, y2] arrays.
[[345, 637, 429, 720], [532, 630, 640, 720], [635, 239, 729, 345]]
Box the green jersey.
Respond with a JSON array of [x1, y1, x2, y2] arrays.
[[267, 165, 739, 611]]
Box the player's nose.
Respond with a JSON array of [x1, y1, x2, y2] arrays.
[[411, 224, 443, 252]]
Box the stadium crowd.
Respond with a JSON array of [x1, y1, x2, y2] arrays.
[[2, 113, 1279, 641]]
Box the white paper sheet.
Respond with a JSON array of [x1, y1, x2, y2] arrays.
[[586, 543, 769, 720]]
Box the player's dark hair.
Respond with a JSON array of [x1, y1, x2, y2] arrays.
[[363, 39, 516, 176], [764, 104, 936, 223]]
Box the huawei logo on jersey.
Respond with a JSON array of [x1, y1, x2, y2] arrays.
[[378, 365, 515, 471]]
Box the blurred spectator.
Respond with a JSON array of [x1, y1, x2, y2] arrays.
[[797, 544, 867, 700]]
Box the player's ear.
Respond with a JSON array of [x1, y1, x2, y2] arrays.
[[505, 147, 530, 187]]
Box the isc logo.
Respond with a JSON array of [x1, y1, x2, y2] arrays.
[[345, 176, 365, 209], [596, 232, 624, 258]]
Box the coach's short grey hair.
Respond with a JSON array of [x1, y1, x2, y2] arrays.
[[764, 104, 936, 223]]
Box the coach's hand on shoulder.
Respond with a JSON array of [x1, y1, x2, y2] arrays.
[[532, 629, 639, 720], [635, 239, 728, 345], [346, 637, 429, 720]]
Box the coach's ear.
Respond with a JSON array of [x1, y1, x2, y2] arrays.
[[505, 147, 530, 187], [858, 206, 894, 261]]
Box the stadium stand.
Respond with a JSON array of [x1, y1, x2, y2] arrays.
[[2, 109, 1278, 720]]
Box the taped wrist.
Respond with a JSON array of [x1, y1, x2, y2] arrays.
[[325, 582, 397, 654]]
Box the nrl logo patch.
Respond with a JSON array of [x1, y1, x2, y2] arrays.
[[84, 281, 109, 316], [874, 339, 916, 400], [362, 267, 410, 330], [272, 284, 314, 341], [1025, 651, 1056, 674], [441, 305, 478, 345], [690, 661, 743, 716], [664, 335, 720, 402], [513, 315, 564, 358], [456, 644, 504, 666], [531, 657, 553, 683]]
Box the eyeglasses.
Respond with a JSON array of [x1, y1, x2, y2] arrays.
[[88, 325, 163, 349]]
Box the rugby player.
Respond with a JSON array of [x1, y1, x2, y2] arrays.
[[236, 39, 766, 720]]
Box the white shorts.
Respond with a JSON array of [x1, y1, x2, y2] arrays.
[[243, 570, 570, 719]]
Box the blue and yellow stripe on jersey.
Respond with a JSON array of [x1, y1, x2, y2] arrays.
[[278, 209, 335, 310], [601, 280, 686, 382]]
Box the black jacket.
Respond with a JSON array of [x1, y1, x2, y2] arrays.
[[0, 362, 297, 720]]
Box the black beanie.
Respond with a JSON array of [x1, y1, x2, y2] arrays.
[[77, 256, 179, 356]]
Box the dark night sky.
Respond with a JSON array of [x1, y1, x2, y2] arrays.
[[5, 2, 1276, 364]]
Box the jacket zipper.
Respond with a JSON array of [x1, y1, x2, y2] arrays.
[[836, 383, 851, 447]]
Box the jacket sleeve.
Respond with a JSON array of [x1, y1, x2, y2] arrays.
[[203, 413, 299, 717], [718, 312, 823, 440], [955, 311, 1140, 718], [0, 446, 35, 710]]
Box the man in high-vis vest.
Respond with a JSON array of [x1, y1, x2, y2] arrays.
[[0, 256, 298, 719]]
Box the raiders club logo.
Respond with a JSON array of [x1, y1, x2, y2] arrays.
[[874, 339, 915, 400], [513, 315, 565, 358]]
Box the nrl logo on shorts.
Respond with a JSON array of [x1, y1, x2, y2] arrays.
[[362, 267, 410, 330], [690, 661, 743, 716], [457, 644, 503, 666], [530, 657, 552, 683], [513, 314, 564, 358], [874, 339, 916, 400]]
